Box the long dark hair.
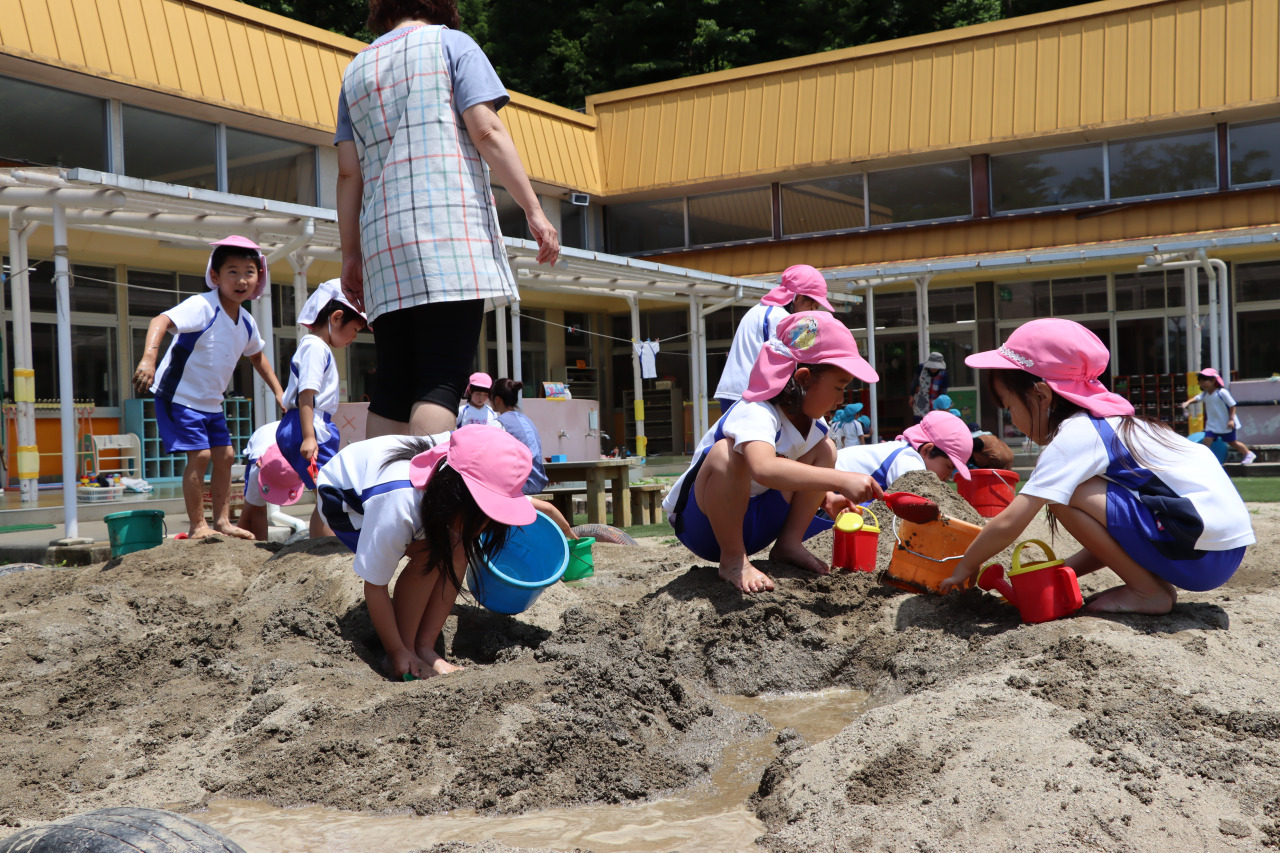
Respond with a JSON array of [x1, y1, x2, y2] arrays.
[[768, 363, 834, 419], [366, 0, 459, 34], [491, 377, 523, 409], [381, 437, 512, 593]]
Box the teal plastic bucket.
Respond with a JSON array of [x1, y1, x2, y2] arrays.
[[467, 511, 568, 614], [563, 536, 596, 581], [103, 510, 166, 559]]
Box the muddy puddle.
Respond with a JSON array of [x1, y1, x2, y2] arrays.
[[190, 689, 869, 853]]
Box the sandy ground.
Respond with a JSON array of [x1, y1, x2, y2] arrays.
[[1, 472, 1278, 852]]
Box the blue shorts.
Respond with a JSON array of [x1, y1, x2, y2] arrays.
[[155, 398, 231, 453], [276, 408, 339, 489], [673, 481, 834, 563], [316, 483, 362, 555], [1204, 429, 1237, 443], [1106, 481, 1244, 591]]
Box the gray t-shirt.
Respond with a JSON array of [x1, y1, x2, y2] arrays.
[[334, 27, 508, 145]]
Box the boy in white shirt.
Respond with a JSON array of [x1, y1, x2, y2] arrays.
[[1182, 368, 1256, 465], [132, 236, 286, 539]]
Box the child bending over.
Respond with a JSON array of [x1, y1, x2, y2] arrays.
[[835, 410, 973, 488]]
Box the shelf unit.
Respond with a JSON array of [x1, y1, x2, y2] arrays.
[[123, 397, 255, 482], [1113, 374, 1189, 433], [624, 387, 682, 456], [551, 365, 600, 401]]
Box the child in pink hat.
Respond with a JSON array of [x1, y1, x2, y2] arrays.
[[237, 420, 303, 541], [1181, 368, 1256, 465], [317, 425, 537, 680], [834, 410, 973, 490], [664, 312, 885, 594], [940, 318, 1254, 615], [713, 264, 834, 412], [132, 235, 286, 540], [457, 371, 500, 428]]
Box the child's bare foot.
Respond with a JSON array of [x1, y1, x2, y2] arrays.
[[768, 540, 830, 575], [189, 524, 218, 539], [419, 648, 464, 676], [718, 554, 775, 593], [212, 521, 255, 541], [1085, 584, 1175, 615]]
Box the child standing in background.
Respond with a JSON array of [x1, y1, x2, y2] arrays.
[[133, 236, 285, 540], [1182, 368, 1256, 465], [277, 279, 368, 537], [835, 410, 973, 488], [941, 319, 1254, 614], [457, 372, 501, 428], [829, 403, 865, 449], [664, 312, 883, 594]]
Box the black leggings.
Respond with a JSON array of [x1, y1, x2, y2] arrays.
[[369, 299, 485, 423]]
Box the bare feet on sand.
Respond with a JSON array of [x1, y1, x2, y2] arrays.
[[768, 541, 831, 576], [1085, 582, 1177, 615], [212, 521, 255, 541], [718, 554, 775, 593], [189, 524, 218, 539], [417, 648, 464, 676]]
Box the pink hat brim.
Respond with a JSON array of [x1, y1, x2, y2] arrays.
[[964, 349, 1021, 370], [460, 474, 537, 526], [900, 416, 972, 481], [759, 284, 794, 307], [742, 348, 879, 402]]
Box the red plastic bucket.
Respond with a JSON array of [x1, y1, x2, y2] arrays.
[[957, 468, 1020, 517]]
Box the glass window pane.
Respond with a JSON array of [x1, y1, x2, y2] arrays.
[[1050, 276, 1108, 315], [688, 187, 772, 246], [3, 262, 117, 313], [1109, 128, 1216, 199], [867, 161, 970, 224], [559, 200, 586, 249], [0, 76, 106, 170], [606, 199, 685, 254], [270, 281, 298, 328], [1114, 271, 1167, 311], [127, 270, 180, 318], [781, 174, 865, 235], [997, 280, 1051, 320], [927, 286, 975, 325], [991, 144, 1104, 212], [1236, 260, 1280, 303], [1114, 317, 1167, 376], [926, 331, 975, 386], [1230, 118, 1280, 187], [870, 290, 918, 328], [225, 127, 316, 204], [7, 323, 117, 407], [491, 186, 530, 239], [1237, 308, 1280, 378], [122, 105, 216, 190]]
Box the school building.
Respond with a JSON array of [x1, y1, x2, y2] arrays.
[[2, 0, 1279, 501]]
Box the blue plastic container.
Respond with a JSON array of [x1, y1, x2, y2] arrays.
[[550, 454, 568, 463], [1188, 431, 1230, 463], [467, 511, 569, 614]]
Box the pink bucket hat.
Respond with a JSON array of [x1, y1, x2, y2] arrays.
[[966, 318, 1134, 418], [898, 411, 974, 481], [742, 312, 878, 402], [408, 425, 535, 526], [205, 235, 269, 300], [468, 372, 492, 391], [760, 264, 835, 312], [257, 444, 304, 506], [1197, 367, 1225, 384]]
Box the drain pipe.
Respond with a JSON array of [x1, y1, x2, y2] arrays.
[[52, 203, 86, 542], [1207, 256, 1231, 379], [1197, 250, 1220, 377], [866, 282, 878, 443]]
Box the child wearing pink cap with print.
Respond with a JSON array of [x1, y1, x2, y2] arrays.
[[457, 371, 500, 428], [317, 425, 541, 679], [713, 265, 835, 412], [664, 312, 885, 594], [1181, 368, 1256, 465], [132, 236, 286, 540], [940, 319, 1254, 615], [835, 410, 974, 489]]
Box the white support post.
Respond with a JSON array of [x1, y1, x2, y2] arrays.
[[291, 253, 313, 336], [52, 204, 83, 541], [1184, 267, 1200, 376], [688, 296, 702, 443], [914, 276, 932, 365], [252, 281, 276, 430], [627, 294, 646, 457], [866, 283, 879, 443], [8, 214, 39, 501], [1210, 259, 1231, 379], [697, 299, 710, 431], [510, 300, 523, 389], [495, 303, 508, 378]]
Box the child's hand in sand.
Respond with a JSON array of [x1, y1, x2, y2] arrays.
[[939, 559, 980, 594], [388, 648, 427, 680]]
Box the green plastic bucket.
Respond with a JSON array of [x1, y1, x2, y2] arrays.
[[563, 536, 596, 581], [103, 510, 166, 559]]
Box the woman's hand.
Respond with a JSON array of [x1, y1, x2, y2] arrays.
[[527, 207, 560, 266], [341, 255, 365, 313]]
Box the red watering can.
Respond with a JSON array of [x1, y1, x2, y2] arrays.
[[832, 507, 880, 573], [978, 539, 1083, 624]]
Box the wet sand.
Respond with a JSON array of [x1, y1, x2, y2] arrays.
[[1, 472, 1279, 851]]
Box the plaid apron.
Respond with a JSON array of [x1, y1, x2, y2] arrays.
[[342, 25, 517, 323]]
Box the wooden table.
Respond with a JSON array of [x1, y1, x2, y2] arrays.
[[543, 458, 643, 527]]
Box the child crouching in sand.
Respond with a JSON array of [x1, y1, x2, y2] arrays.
[[663, 313, 884, 594], [835, 410, 973, 488], [317, 425, 536, 679], [940, 319, 1254, 614]]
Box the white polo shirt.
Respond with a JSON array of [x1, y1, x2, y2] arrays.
[[834, 440, 925, 487], [714, 303, 788, 403], [151, 291, 265, 412], [283, 335, 340, 417]]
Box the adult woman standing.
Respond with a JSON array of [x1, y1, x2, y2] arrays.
[[335, 0, 559, 438]]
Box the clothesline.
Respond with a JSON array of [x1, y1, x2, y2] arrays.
[[520, 311, 691, 346]]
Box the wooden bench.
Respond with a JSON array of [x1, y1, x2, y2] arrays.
[[629, 483, 665, 525], [531, 485, 586, 520]]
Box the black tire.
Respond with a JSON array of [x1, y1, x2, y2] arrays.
[[0, 808, 246, 853]]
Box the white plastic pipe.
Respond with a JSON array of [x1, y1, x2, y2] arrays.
[[510, 300, 523, 389], [627, 294, 645, 455], [866, 283, 879, 443], [269, 507, 307, 533], [698, 300, 710, 432], [52, 204, 78, 540], [494, 303, 508, 377], [688, 296, 702, 442], [1210, 258, 1231, 379]]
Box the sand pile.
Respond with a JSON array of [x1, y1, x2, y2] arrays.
[[2, 495, 1279, 852]]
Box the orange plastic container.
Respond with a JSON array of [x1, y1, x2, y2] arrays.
[[882, 515, 981, 594], [957, 468, 1020, 518]]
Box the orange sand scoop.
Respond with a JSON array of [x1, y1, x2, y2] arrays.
[[881, 515, 981, 595], [883, 492, 940, 524]]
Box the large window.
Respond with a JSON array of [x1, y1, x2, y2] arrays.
[[492, 186, 530, 239], [998, 276, 1104, 318], [6, 324, 118, 407], [1114, 271, 1169, 311], [781, 174, 865, 235], [1108, 128, 1216, 200], [606, 199, 685, 254], [927, 287, 975, 324], [123, 105, 217, 190], [0, 76, 106, 170], [127, 271, 205, 319], [688, 187, 772, 245], [1237, 309, 1280, 379], [870, 291, 918, 328], [991, 144, 1104, 212], [1236, 260, 1280, 303], [225, 128, 316, 205], [1230, 118, 1280, 188], [3, 262, 117, 314], [867, 161, 970, 224], [998, 280, 1052, 320]]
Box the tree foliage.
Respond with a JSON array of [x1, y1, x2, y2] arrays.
[[240, 0, 1095, 109]]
